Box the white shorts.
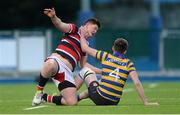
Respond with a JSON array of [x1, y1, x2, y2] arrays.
[[46, 56, 75, 87]]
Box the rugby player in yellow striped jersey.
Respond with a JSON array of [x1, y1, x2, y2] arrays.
[[77, 34, 159, 106]]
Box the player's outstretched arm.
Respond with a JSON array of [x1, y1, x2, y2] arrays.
[[79, 28, 102, 74], [44, 8, 70, 33], [130, 71, 159, 106], [80, 32, 97, 57], [84, 63, 102, 74], [79, 47, 102, 74]]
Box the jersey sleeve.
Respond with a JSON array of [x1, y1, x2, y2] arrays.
[[67, 23, 78, 34], [95, 50, 108, 62], [127, 60, 136, 73]]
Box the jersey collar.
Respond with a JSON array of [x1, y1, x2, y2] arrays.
[[113, 52, 125, 59]]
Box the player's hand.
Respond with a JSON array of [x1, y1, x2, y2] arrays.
[[79, 26, 87, 39], [44, 8, 56, 18], [144, 102, 159, 106]]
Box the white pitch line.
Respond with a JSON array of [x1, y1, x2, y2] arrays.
[[124, 88, 133, 92], [148, 83, 158, 88], [24, 105, 47, 110]]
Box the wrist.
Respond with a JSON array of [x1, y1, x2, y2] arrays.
[[143, 100, 148, 106], [50, 14, 56, 19]]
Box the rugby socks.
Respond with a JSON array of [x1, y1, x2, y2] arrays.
[[37, 74, 49, 91], [42, 93, 62, 105], [52, 95, 63, 105]]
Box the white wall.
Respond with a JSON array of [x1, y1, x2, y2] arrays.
[[0, 38, 17, 69], [0, 33, 47, 73], [18, 36, 46, 72]]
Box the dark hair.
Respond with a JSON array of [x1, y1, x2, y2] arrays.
[[113, 38, 128, 53], [83, 18, 101, 28]]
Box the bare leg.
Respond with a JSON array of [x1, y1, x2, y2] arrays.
[[77, 67, 97, 101], [32, 58, 58, 106]]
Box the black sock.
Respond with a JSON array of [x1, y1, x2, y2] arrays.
[[42, 93, 48, 101], [37, 74, 49, 90], [52, 95, 63, 105], [42, 93, 62, 105]]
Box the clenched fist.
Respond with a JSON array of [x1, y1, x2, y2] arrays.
[[44, 8, 56, 18]]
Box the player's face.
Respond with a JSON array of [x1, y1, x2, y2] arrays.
[[86, 23, 99, 38]]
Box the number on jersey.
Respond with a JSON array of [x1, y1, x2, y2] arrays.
[[109, 68, 120, 81]]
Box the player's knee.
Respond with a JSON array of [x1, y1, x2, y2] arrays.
[[79, 67, 95, 80], [65, 98, 77, 106], [44, 59, 58, 75]]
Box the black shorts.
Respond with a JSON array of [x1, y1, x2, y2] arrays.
[[58, 80, 76, 91], [88, 81, 119, 105]]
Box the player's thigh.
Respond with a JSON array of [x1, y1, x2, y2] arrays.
[[61, 87, 77, 105]]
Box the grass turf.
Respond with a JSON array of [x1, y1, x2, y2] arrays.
[[0, 82, 180, 114]]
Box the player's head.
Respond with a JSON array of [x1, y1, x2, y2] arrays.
[[112, 38, 128, 54], [83, 18, 101, 38]]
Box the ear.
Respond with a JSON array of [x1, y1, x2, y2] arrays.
[[123, 50, 127, 54], [112, 46, 115, 52]]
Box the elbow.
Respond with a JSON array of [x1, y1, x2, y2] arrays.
[[135, 82, 140, 87], [133, 80, 141, 87], [98, 70, 102, 74]]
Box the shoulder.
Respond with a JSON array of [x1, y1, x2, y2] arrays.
[[97, 50, 109, 55], [96, 50, 109, 58], [69, 23, 78, 33], [63, 23, 78, 34]]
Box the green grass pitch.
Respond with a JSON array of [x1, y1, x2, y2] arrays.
[[0, 82, 180, 114]]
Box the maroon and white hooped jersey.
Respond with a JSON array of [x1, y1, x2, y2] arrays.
[[54, 23, 86, 71]]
